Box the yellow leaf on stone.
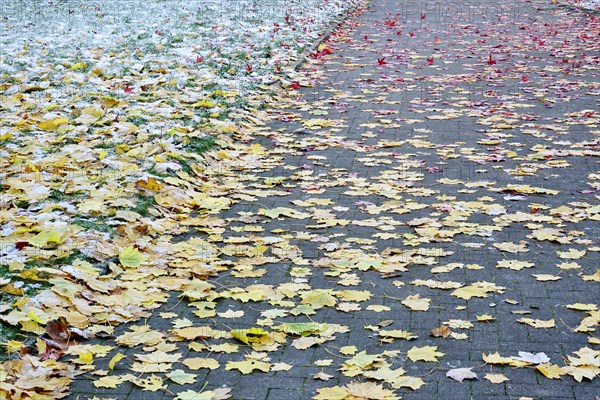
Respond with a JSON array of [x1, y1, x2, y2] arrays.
[[482, 352, 515, 365], [346, 381, 400, 399], [496, 260, 535, 270], [166, 369, 196, 385], [533, 274, 561, 282], [182, 358, 220, 370], [78, 351, 94, 364], [563, 365, 599, 382], [225, 360, 271, 374], [119, 246, 147, 268], [401, 294, 430, 311], [217, 310, 244, 318], [451, 285, 488, 300], [300, 289, 336, 309], [557, 262, 580, 270], [313, 371, 335, 381], [557, 249, 586, 259], [94, 375, 123, 388], [175, 388, 232, 400], [378, 330, 418, 341], [108, 353, 125, 370], [230, 327, 269, 345], [391, 376, 425, 390], [313, 386, 349, 400], [340, 346, 357, 355], [582, 270, 600, 282], [366, 305, 391, 312], [518, 318, 556, 328], [407, 346, 445, 362], [566, 303, 598, 312], [485, 373, 509, 384], [271, 362, 293, 372], [536, 363, 564, 379]]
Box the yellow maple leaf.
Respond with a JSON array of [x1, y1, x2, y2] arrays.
[[392, 376, 425, 390], [517, 318, 556, 328], [29, 230, 62, 247], [38, 117, 68, 131], [230, 327, 269, 345], [182, 358, 220, 370], [451, 285, 488, 300], [536, 363, 564, 379], [401, 294, 430, 311], [485, 373, 509, 384], [225, 360, 271, 374], [119, 246, 147, 268], [407, 346, 445, 362], [300, 289, 337, 309], [166, 369, 196, 385], [93, 375, 123, 388]]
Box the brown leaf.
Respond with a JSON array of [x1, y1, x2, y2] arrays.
[[430, 325, 451, 338], [45, 320, 70, 350]]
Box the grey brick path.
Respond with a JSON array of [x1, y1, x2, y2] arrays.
[[68, 0, 599, 399]]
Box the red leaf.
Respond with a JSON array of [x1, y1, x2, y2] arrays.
[[195, 56, 203, 63], [15, 241, 30, 250], [377, 57, 387, 66], [290, 82, 300, 90], [487, 54, 496, 65], [246, 63, 252, 72]]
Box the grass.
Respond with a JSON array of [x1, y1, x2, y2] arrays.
[[126, 116, 148, 126], [131, 194, 155, 216], [72, 217, 115, 234], [184, 136, 217, 154]]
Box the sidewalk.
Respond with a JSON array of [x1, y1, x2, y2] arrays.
[[17, 0, 600, 399]]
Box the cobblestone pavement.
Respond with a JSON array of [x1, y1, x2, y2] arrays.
[[68, 0, 599, 399]]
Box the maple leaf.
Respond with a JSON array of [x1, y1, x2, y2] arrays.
[[407, 346, 445, 362], [314, 371, 334, 381], [313, 386, 349, 400], [166, 369, 196, 385], [451, 285, 488, 300], [93, 375, 123, 388], [536, 363, 564, 379], [401, 294, 430, 311], [346, 381, 400, 399], [391, 376, 425, 390], [176, 388, 232, 400], [225, 360, 271, 374], [301, 289, 337, 309], [517, 318, 556, 329], [378, 330, 417, 341], [446, 367, 478, 382], [230, 327, 269, 345], [119, 246, 147, 268], [485, 373, 509, 384], [430, 325, 451, 338], [182, 358, 220, 370]]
